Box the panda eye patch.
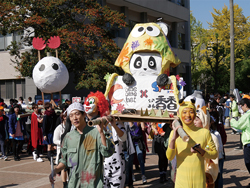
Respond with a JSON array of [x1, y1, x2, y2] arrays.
[[134, 57, 142, 69], [52, 63, 59, 70], [148, 56, 156, 69], [39, 64, 45, 71]]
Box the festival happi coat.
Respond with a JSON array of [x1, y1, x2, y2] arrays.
[[104, 22, 185, 114]]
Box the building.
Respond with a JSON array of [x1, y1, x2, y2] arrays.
[[0, 0, 191, 104]]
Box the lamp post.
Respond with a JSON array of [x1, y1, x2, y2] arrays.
[[230, 0, 235, 94]]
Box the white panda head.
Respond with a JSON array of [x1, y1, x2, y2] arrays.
[[129, 52, 162, 76], [32, 56, 69, 93]]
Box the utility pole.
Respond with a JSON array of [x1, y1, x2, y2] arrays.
[[230, 0, 235, 94]]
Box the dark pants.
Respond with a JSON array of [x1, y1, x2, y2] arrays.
[[244, 144, 250, 173], [12, 139, 23, 157], [125, 152, 134, 186], [0, 139, 5, 156], [154, 135, 168, 172]]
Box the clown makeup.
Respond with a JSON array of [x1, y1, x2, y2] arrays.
[[181, 107, 195, 125], [84, 97, 98, 114], [194, 116, 203, 128]]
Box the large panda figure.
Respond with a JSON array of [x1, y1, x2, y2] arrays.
[[114, 22, 181, 86]]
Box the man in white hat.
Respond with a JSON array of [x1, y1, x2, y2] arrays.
[[49, 102, 114, 188]]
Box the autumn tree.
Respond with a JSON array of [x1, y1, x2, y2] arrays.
[[201, 4, 250, 93], [0, 0, 126, 90]]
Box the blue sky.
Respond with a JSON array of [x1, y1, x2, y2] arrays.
[[190, 0, 250, 29]]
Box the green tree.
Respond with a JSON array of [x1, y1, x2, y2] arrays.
[[0, 0, 126, 90], [190, 12, 208, 90], [201, 4, 250, 93]]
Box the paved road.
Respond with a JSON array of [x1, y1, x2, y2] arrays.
[[0, 128, 249, 188]]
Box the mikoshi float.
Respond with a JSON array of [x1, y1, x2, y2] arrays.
[[104, 22, 186, 124]]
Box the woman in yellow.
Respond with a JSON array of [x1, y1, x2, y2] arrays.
[[167, 99, 218, 188]]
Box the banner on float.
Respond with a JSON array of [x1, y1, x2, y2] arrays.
[[107, 76, 184, 112]]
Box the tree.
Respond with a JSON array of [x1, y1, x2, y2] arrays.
[[190, 12, 208, 90], [200, 4, 250, 93], [235, 58, 250, 93], [0, 0, 126, 90]]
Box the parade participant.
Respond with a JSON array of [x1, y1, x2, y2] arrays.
[[123, 122, 147, 187], [227, 94, 239, 134], [103, 111, 127, 188], [8, 104, 27, 161], [42, 102, 57, 163], [31, 104, 44, 162], [84, 91, 109, 121], [194, 106, 220, 188], [53, 111, 73, 188], [49, 102, 114, 187], [151, 122, 171, 183], [230, 98, 250, 179], [167, 99, 218, 188], [0, 106, 8, 161]]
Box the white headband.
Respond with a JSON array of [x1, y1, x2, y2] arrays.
[[66, 102, 84, 116]]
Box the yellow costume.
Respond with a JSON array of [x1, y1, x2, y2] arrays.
[[166, 100, 217, 188]]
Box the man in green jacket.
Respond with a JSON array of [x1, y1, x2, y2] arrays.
[[230, 98, 250, 177], [49, 102, 114, 188]]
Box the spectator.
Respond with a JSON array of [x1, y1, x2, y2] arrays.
[[0, 98, 7, 108], [0, 106, 8, 160], [28, 97, 33, 105], [8, 104, 26, 161], [31, 104, 44, 162], [42, 102, 57, 163]]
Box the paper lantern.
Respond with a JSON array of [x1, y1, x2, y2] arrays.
[[32, 56, 69, 93]]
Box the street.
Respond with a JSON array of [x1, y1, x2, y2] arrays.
[[0, 128, 249, 188]]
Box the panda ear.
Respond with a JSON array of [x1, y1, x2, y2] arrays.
[[190, 99, 195, 104], [156, 22, 169, 36]]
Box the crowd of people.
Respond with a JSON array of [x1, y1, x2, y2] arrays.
[[0, 90, 250, 188]]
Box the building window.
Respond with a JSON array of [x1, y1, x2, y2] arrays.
[[0, 31, 23, 51], [177, 0, 185, 7], [129, 20, 138, 32], [178, 33, 185, 49], [0, 79, 25, 99]]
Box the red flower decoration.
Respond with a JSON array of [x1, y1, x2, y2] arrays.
[[116, 103, 125, 113], [47, 36, 61, 49], [176, 75, 180, 81], [169, 113, 174, 118], [32, 37, 46, 50]]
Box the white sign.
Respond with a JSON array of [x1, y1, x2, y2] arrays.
[[107, 76, 184, 112], [72, 97, 81, 103]]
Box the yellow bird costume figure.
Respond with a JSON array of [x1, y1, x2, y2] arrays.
[[166, 99, 218, 188]]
